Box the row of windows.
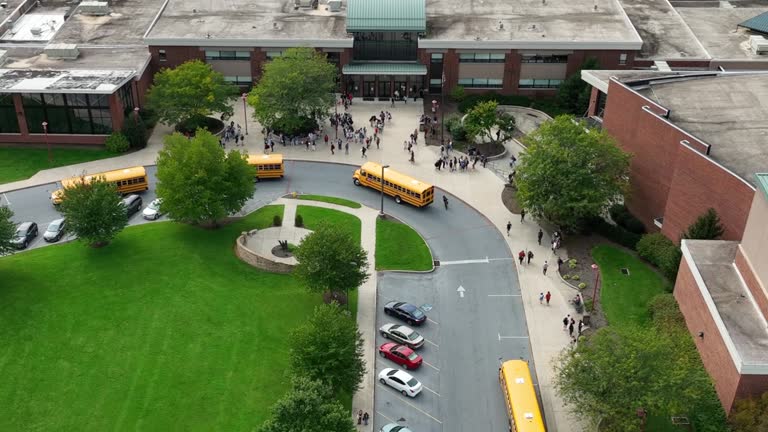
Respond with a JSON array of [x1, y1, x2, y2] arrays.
[[224, 76, 253, 85], [255, 163, 282, 170], [521, 55, 568, 63], [459, 53, 506, 63], [22, 93, 112, 134], [266, 51, 283, 59], [458, 78, 503, 88], [364, 174, 422, 199], [518, 79, 563, 89], [205, 50, 250, 60], [117, 177, 146, 187]]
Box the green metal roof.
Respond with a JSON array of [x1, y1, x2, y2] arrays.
[[346, 0, 426, 32], [739, 11, 768, 35], [342, 62, 427, 75], [757, 173, 768, 199]]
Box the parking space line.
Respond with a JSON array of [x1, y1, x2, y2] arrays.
[[422, 360, 440, 372], [376, 411, 396, 424], [498, 333, 529, 341], [423, 385, 441, 397], [488, 294, 521, 297], [427, 318, 440, 326], [378, 384, 443, 424], [424, 338, 439, 348], [2, 193, 9, 206]]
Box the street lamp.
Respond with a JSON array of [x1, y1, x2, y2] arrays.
[[133, 106, 140, 125], [379, 164, 390, 216], [591, 263, 600, 308], [241, 93, 249, 135], [42, 121, 51, 165]]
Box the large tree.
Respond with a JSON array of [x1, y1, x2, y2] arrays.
[[516, 115, 630, 231], [463, 100, 516, 144], [557, 57, 599, 116], [293, 222, 369, 298], [146, 60, 238, 127], [248, 47, 336, 135], [155, 130, 255, 227], [59, 177, 127, 247], [0, 206, 16, 254], [288, 304, 366, 396], [257, 376, 356, 432]]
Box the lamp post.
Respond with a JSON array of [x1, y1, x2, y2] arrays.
[[241, 93, 248, 135], [379, 164, 390, 216], [133, 106, 140, 125], [42, 121, 51, 165], [591, 263, 600, 308]]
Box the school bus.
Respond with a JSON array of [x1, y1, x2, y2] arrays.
[[499, 360, 546, 432], [51, 166, 149, 205], [352, 162, 434, 207], [247, 153, 284, 181]]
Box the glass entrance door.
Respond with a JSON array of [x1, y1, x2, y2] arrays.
[[378, 79, 392, 99], [394, 81, 407, 100], [364, 78, 376, 98]]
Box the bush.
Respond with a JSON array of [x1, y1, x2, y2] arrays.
[[295, 213, 304, 227], [272, 215, 282, 227], [139, 107, 159, 129], [648, 293, 685, 332], [637, 233, 682, 281], [584, 216, 642, 250], [568, 259, 578, 269], [445, 116, 468, 141], [104, 132, 130, 153], [562, 275, 570, 280], [450, 85, 466, 102], [571, 275, 580, 281], [609, 203, 646, 235], [682, 208, 724, 240], [122, 115, 148, 149], [578, 282, 587, 289]]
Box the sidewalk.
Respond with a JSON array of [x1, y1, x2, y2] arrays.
[[0, 99, 585, 431]]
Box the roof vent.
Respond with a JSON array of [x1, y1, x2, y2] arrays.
[[328, 0, 342, 12], [0, 2, 7, 8], [750, 36, 768, 55], [78, 1, 109, 16], [44, 43, 79, 60]]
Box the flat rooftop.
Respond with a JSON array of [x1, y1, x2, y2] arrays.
[[0, 68, 134, 93], [2, 46, 150, 72], [51, 0, 164, 45], [678, 7, 768, 60], [684, 240, 768, 370], [618, 0, 709, 59], [635, 73, 768, 187]]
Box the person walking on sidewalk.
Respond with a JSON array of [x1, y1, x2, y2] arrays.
[[506, 221, 512, 236], [330, 144, 335, 155], [361, 146, 367, 158], [527, 250, 534, 264], [563, 314, 570, 330], [539, 292, 544, 304], [578, 319, 584, 335], [557, 256, 564, 272], [537, 228, 543, 245], [545, 291, 551, 305], [520, 209, 526, 223], [357, 410, 363, 425], [518, 250, 525, 265], [363, 412, 370, 426], [568, 321, 575, 337], [543, 260, 549, 275]]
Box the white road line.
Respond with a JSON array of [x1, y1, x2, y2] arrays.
[[424, 339, 439, 348], [498, 333, 530, 341], [427, 318, 440, 326], [422, 360, 440, 372], [378, 384, 443, 424], [487, 257, 515, 262], [440, 258, 489, 265], [487, 294, 521, 297], [376, 411, 396, 424], [422, 385, 441, 397], [2, 193, 9, 206]]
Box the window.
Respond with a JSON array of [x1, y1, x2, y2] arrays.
[[430, 53, 443, 63], [520, 54, 568, 63], [21, 93, 113, 135], [619, 53, 627, 65], [158, 49, 166, 61], [0, 94, 19, 133], [205, 50, 251, 60], [518, 79, 562, 89], [429, 79, 442, 86], [118, 82, 135, 113], [458, 53, 505, 63], [224, 76, 253, 85], [265, 51, 283, 59], [457, 78, 503, 88]]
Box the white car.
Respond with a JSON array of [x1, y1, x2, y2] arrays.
[[379, 323, 424, 349], [378, 368, 422, 397], [142, 198, 163, 220], [380, 423, 414, 432]]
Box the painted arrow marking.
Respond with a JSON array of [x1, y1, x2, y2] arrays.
[[457, 285, 466, 298]]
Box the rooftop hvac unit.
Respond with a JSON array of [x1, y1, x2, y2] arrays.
[[750, 36, 768, 55], [30, 26, 42, 36], [79, 1, 110, 16], [295, 0, 318, 8], [328, 0, 341, 11], [44, 43, 80, 60]]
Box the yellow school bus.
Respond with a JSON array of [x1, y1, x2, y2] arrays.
[[51, 166, 148, 205], [499, 360, 546, 432], [352, 162, 434, 207], [247, 153, 284, 181]]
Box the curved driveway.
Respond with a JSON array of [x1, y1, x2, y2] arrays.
[[2, 160, 533, 432]]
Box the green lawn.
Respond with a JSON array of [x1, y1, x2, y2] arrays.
[[592, 245, 672, 327], [296, 205, 361, 245], [0, 147, 115, 184], [296, 194, 362, 209], [375, 217, 432, 271], [0, 204, 359, 431]]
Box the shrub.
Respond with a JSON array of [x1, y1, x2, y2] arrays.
[[122, 115, 148, 149], [445, 116, 468, 141], [562, 275, 570, 280], [568, 259, 578, 269], [682, 208, 724, 240], [295, 213, 304, 227], [584, 216, 641, 250], [272, 215, 282, 227], [450, 85, 466, 102], [104, 132, 130, 153], [571, 274, 580, 281], [609, 203, 646, 235], [578, 282, 587, 290], [637, 233, 682, 281], [139, 107, 159, 129]]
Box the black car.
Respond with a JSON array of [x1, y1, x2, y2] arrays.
[[122, 194, 143, 217], [11, 221, 38, 249], [384, 301, 427, 326]]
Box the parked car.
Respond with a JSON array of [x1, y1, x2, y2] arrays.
[[379, 323, 425, 349], [380, 424, 413, 432], [378, 342, 422, 370], [43, 218, 67, 242], [11, 221, 38, 249], [378, 368, 422, 397], [122, 194, 143, 217], [384, 301, 427, 326], [142, 198, 163, 220]]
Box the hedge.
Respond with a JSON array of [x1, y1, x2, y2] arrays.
[[584, 216, 642, 250], [637, 233, 682, 281], [608, 203, 646, 235]]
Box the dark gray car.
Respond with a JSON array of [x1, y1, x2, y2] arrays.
[[11, 221, 38, 249], [122, 194, 143, 217], [43, 218, 67, 243]]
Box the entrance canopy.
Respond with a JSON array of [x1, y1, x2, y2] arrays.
[[346, 0, 426, 32], [342, 63, 427, 76]]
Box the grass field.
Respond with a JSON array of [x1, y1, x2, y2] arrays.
[[296, 205, 361, 244], [592, 245, 672, 327], [376, 217, 432, 271], [0, 204, 360, 431], [296, 194, 362, 209], [0, 147, 115, 184]]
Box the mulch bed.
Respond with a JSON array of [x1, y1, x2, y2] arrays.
[[557, 234, 608, 330], [501, 185, 523, 214]]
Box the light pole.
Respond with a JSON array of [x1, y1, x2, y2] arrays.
[[242, 93, 249, 135], [42, 121, 51, 165], [379, 164, 390, 216], [133, 106, 140, 126], [591, 263, 600, 308]]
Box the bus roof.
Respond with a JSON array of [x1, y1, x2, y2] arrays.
[[61, 166, 146, 188], [500, 360, 546, 432], [247, 153, 283, 165], [359, 162, 433, 194]]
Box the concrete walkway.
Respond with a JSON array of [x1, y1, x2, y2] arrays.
[[0, 100, 586, 431]]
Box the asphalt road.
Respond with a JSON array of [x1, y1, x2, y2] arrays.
[[0, 160, 535, 431]]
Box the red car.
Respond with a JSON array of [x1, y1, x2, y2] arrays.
[[378, 343, 423, 370]]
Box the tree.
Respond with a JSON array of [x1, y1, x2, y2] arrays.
[[293, 222, 369, 297], [730, 392, 768, 432], [146, 60, 238, 127], [462, 100, 516, 144], [555, 326, 725, 432], [122, 114, 148, 149], [682, 208, 724, 240], [248, 47, 336, 135], [288, 304, 366, 396], [517, 115, 631, 231], [257, 376, 356, 432], [0, 206, 16, 254], [155, 130, 255, 227], [59, 177, 127, 247], [557, 58, 599, 116]]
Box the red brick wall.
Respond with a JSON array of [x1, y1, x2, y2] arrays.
[[675, 257, 741, 411], [251, 50, 267, 84], [735, 246, 768, 321], [133, 65, 153, 107], [148, 46, 205, 73], [736, 375, 768, 408], [662, 144, 754, 241], [566, 50, 635, 75]]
